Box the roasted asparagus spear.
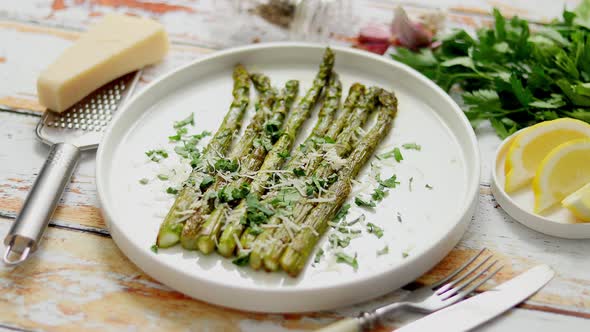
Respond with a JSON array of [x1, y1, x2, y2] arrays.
[[236, 76, 353, 259], [211, 48, 336, 256], [252, 87, 380, 271], [185, 79, 299, 253], [156, 64, 250, 248], [280, 89, 398, 276], [177, 73, 285, 250]]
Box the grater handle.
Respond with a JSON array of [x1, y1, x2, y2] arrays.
[[3, 143, 81, 265]]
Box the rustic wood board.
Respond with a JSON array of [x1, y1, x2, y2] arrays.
[[0, 0, 589, 330]]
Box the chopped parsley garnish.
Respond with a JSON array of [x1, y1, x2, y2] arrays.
[[249, 224, 264, 236], [323, 136, 336, 144], [355, 196, 376, 208], [293, 167, 305, 177], [199, 175, 215, 191], [173, 130, 209, 168], [329, 234, 351, 248], [402, 251, 410, 258], [335, 252, 358, 269], [139, 178, 149, 185], [215, 158, 239, 172], [377, 246, 389, 256], [378, 174, 400, 188], [393, 147, 403, 162], [245, 193, 274, 226], [157, 174, 169, 181], [402, 143, 422, 151], [150, 244, 159, 254], [166, 187, 179, 195], [173, 113, 194, 129], [366, 223, 384, 238], [333, 203, 351, 222], [347, 215, 365, 227], [379, 147, 403, 162], [314, 248, 324, 264], [409, 177, 414, 192], [371, 186, 387, 202], [168, 127, 188, 141], [145, 149, 168, 162], [232, 253, 250, 266], [254, 137, 273, 151], [278, 151, 290, 159], [218, 183, 250, 202], [425, 184, 433, 190]]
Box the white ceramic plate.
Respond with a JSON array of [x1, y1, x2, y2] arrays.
[[491, 132, 590, 239], [96, 43, 480, 312]]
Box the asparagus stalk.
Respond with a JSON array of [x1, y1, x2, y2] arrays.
[[280, 90, 398, 276], [254, 88, 380, 271], [156, 64, 250, 248], [214, 48, 336, 257], [178, 73, 283, 250], [188, 79, 299, 253], [238, 81, 361, 255]]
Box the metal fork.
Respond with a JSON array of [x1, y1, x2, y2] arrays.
[[317, 248, 503, 332]]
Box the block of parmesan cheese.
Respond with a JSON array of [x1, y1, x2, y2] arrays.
[[37, 14, 169, 112]]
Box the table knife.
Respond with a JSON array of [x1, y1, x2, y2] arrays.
[[396, 264, 554, 332]]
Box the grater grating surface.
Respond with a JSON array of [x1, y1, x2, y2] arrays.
[[36, 71, 141, 150]]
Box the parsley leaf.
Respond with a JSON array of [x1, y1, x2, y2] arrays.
[[293, 167, 305, 177], [371, 186, 387, 202], [377, 246, 389, 256], [314, 248, 324, 264], [145, 149, 168, 162], [168, 127, 188, 141], [232, 254, 250, 266], [379, 147, 403, 162], [173, 113, 194, 129], [150, 244, 159, 254], [378, 174, 400, 188], [392, 6, 590, 137], [215, 158, 239, 172], [166, 187, 179, 195], [139, 178, 149, 185], [355, 196, 376, 208], [157, 174, 169, 181], [333, 203, 351, 222], [402, 143, 421, 151], [367, 223, 384, 238], [199, 175, 215, 191], [335, 252, 359, 269]]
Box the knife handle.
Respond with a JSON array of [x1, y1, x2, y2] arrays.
[[316, 318, 361, 332]]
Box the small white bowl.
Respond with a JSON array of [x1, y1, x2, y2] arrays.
[[491, 132, 590, 239]]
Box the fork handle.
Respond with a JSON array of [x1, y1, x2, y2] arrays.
[[316, 302, 408, 332], [3, 143, 80, 265], [316, 318, 361, 332]]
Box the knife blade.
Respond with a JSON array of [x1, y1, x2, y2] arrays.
[[396, 264, 554, 332]]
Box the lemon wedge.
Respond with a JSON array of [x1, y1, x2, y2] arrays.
[[505, 118, 590, 193], [533, 139, 590, 213], [562, 183, 590, 222]]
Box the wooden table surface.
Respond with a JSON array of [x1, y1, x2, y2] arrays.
[[0, 1, 589, 331]]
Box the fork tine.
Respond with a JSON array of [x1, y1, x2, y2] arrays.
[[430, 248, 487, 289], [440, 260, 499, 300], [436, 254, 492, 295], [457, 264, 504, 298]]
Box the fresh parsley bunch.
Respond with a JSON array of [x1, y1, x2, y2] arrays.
[[393, 5, 590, 138]]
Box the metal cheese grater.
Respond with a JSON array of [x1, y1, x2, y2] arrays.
[[3, 71, 141, 265]]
